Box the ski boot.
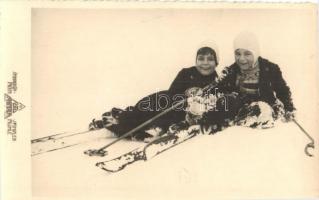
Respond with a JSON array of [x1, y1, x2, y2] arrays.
[[89, 107, 124, 130], [89, 119, 105, 130], [132, 126, 165, 143], [168, 121, 189, 135]]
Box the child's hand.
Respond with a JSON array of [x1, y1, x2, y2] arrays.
[[187, 96, 206, 116], [185, 87, 203, 97], [284, 111, 295, 122]]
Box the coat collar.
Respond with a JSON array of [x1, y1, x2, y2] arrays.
[[230, 57, 272, 77]]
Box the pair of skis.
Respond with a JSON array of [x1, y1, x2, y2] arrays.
[[96, 125, 202, 173], [32, 119, 315, 174], [31, 129, 110, 156], [32, 81, 221, 157], [31, 124, 206, 172]]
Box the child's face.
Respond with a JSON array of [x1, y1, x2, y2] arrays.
[[196, 54, 217, 76], [234, 49, 255, 70]]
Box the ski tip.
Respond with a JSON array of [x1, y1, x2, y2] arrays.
[[95, 162, 115, 173], [96, 162, 109, 170]]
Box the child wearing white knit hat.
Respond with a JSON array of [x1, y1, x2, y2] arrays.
[[233, 31, 260, 70], [209, 31, 296, 129]]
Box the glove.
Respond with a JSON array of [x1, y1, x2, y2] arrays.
[[271, 100, 295, 122], [204, 94, 218, 111], [228, 92, 239, 99], [186, 96, 206, 116], [185, 87, 203, 97], [284, 111, 295, 122]]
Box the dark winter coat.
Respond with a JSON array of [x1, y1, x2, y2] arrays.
[[217, 57, 295, 112], [168, 66, 218, 96], [110, 66, 219, 139]]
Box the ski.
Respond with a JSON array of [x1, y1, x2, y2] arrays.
[[32, 144, 81, 156], [31, 129, 111, 156], [95, 125, 201, 173], [31, 130, 92, 144]]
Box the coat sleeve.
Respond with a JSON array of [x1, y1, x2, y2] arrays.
[[168, 69, 188, 96], [215, 66, 236, 94], [271, 64, 295, 112]]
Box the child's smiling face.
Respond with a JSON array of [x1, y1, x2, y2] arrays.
[[196, 53, 217, 76], [234, 49, 255, 70]]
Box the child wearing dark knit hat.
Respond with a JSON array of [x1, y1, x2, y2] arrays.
[[89, 46, 220, 141]]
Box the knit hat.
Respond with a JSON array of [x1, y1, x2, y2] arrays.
[[233, 32, 260, 63], [196, 47, 219, 66], [197, 40, 220, 65]]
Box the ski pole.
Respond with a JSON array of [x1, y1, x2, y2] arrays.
[[84, 81, 219, 157], [292, 119, 315, 157], [84, 99, 187, 157]]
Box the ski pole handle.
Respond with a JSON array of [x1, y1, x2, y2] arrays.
[[292, 119, 315, 157]]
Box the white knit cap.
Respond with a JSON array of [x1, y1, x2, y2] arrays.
[[233, 32, 260, 63]]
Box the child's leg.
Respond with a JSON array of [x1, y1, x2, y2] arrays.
[[105, 90, 185, 140], [235, 101, 275, 129], [203, 94, 243, 128]]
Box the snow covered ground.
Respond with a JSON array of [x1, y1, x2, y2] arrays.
[[32, 122, 319, 200]]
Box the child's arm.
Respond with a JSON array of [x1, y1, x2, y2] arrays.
[[215, 65, 237, 94], [271, 64, 295, 113], [168, 68, 188, 96]]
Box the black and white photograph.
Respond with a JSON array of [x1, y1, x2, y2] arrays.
[[1, 2, 319, 200]]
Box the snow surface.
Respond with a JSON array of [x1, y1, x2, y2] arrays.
[[32, 122, 319, 200]]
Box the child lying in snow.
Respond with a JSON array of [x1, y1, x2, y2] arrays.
[[89, 46, 221, 141], [203, 32, 295, 129]]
